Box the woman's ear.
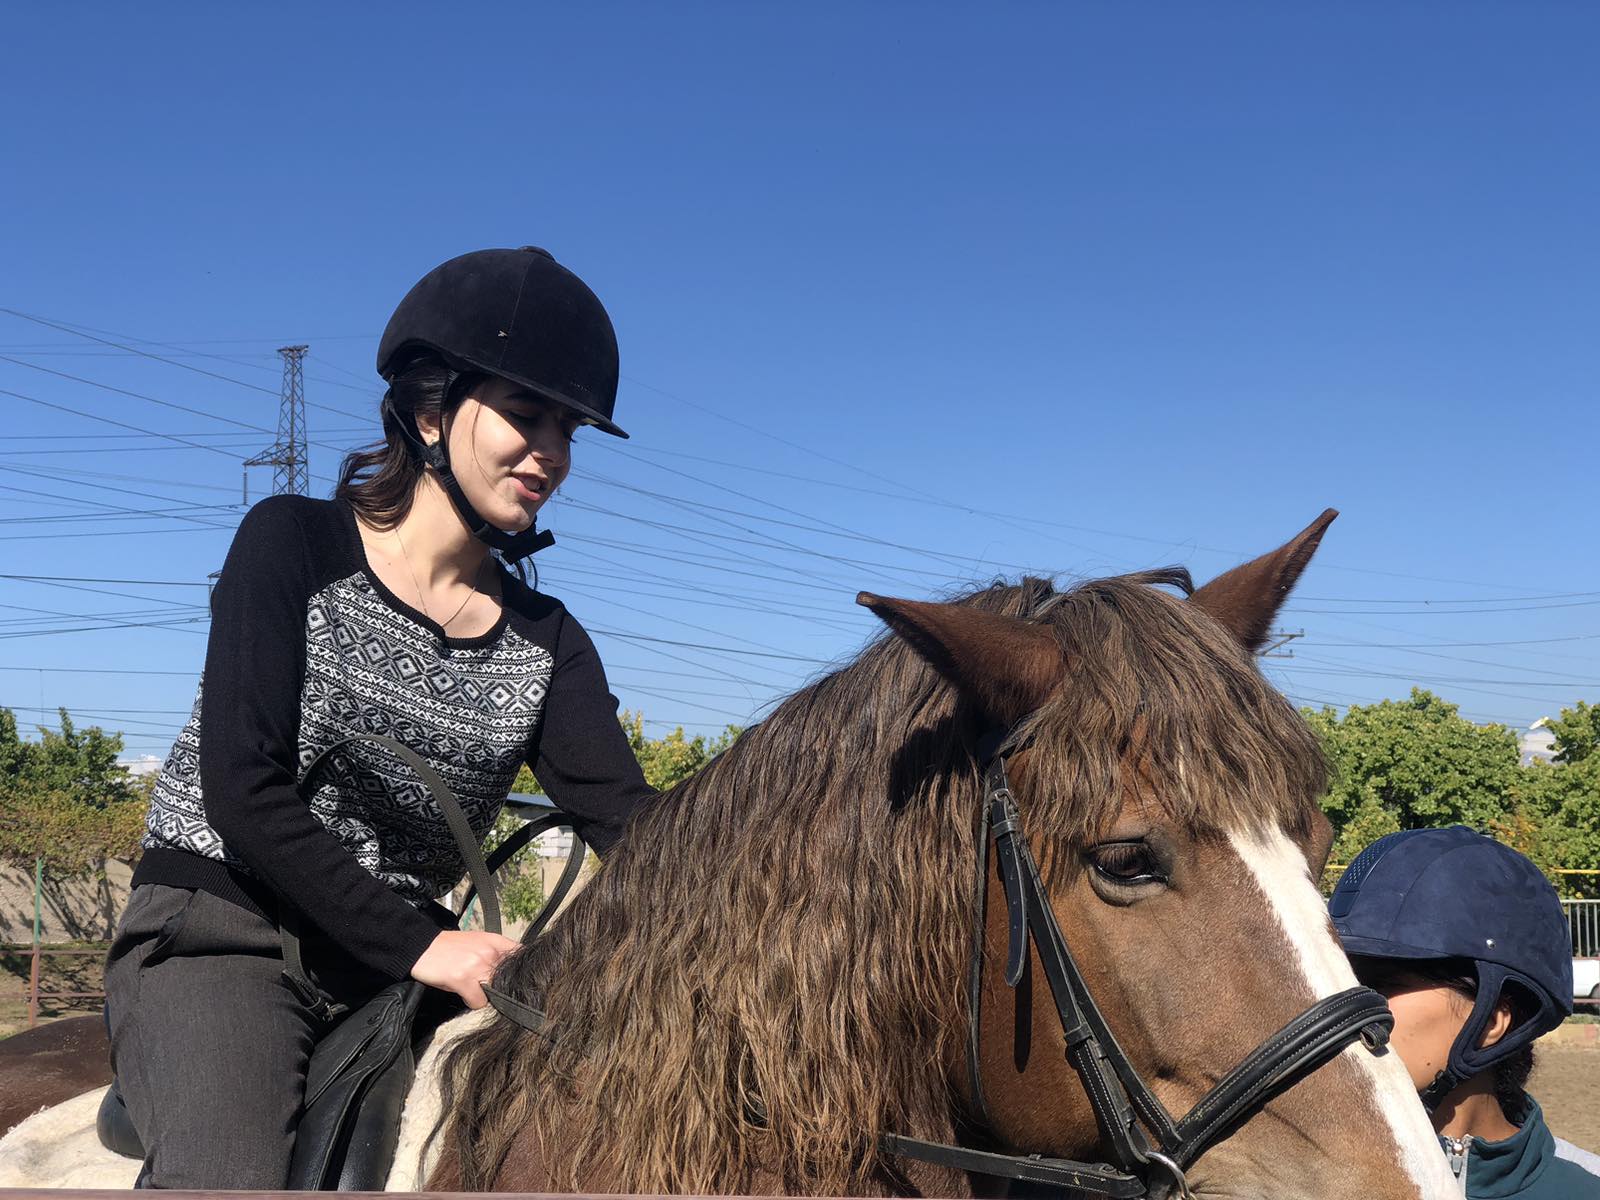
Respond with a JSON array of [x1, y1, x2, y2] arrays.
[[1477, 997, 1516, 1050], [415, 406, 443, 448]]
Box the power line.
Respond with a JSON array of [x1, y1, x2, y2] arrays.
[[586, 627, 833, 664], [0, 475, 237, 532], [1319, 635, 1600, 650], [0, 310, 278, 395], [0, 615, 210, 639], [0, 462, 243, 496], [0, 573, 207, 587], [0, 353, 276, 430], [1287, 599, 1600, 616], [0, 506, 231, 527], [0, 357, 365, 462], [0, 525, 229, 543], [0, 665, 199, 676], [0, 310, 372, 421], [1296, 590, 1600, 605], [2, 428, 363, 441], [601, 390, 1588, 596], [2, 386, 253, 460], [8, 316, 1575, 600]]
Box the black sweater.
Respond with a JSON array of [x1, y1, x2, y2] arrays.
[[134, 495, 653, 980]]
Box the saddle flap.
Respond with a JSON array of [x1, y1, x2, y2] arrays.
[[302, 981, 423, 1109], [289, 981, 425, 1190]]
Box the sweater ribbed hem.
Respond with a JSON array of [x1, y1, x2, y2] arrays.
[[132, 847, 282, 922], [132, 846, 452, 981]]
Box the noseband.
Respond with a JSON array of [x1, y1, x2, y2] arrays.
[[881, 726, 1395, 1199]]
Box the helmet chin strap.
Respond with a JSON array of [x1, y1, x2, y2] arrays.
[[1419, 1065, 1466, 1113], [417, 438, 554, 565], [383, 390, 555, 567]]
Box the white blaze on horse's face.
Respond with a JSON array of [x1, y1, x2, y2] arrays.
[[1226, 823, 1460, 1200]]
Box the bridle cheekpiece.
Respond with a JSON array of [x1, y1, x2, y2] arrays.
[[880, 724, 1395, 1200]]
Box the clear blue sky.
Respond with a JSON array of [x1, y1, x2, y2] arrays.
[[2, 3, 1596, 762]]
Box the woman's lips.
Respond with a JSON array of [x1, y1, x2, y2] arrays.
[[511, 477, 545, 503]]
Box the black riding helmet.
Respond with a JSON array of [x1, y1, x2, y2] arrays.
[[377, 246, 627, 562]]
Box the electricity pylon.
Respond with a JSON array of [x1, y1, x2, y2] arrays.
[[245, 344, 309, 497]]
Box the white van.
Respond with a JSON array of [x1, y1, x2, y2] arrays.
[[1575, 957, 1600, 1004]]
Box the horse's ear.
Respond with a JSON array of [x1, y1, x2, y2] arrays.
[[856, 592, 1065, 724], [1190, 508, 1338, 652]]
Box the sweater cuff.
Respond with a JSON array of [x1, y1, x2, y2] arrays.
[[378, 903, 453, 981]]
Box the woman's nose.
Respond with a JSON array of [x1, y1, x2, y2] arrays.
[[526, 432, 569, 471]]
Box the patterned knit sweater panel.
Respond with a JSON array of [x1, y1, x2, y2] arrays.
[[144, 571, 554, 905]]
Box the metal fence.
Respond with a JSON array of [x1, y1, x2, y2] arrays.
[[1566, 899, 1600, 958], [1, 943, 106, 1030]]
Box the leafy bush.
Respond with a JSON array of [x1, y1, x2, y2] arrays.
[[0, 708, 148, 873]]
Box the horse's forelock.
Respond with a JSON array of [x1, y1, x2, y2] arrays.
[[1023, 572, 1325, 856]]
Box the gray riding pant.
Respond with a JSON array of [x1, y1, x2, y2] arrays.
[[103, 884, 382, 1190]]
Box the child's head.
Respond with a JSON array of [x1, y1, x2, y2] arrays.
[[1347, 953, 1538, 1114], [1329, 826, 1572, 1111]]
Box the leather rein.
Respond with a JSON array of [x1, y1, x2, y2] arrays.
[[278, 734, 588, 1024], [880, 726, 1395, 1200]]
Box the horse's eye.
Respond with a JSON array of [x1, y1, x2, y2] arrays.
[[1089, 841, 1167, 886]]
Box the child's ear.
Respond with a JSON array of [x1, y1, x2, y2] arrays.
[[1477, 998, 1516, 1050]]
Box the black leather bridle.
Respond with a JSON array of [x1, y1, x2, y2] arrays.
[[880, 726, 1396, 1199]]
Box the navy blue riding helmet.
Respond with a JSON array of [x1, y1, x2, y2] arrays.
[[1328, 826, 1573, 1109]]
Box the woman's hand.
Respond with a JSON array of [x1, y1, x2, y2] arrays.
[[410, 929, 522, 1009]]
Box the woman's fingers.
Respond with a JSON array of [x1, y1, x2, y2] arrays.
[[410, 929, 523, 1007]]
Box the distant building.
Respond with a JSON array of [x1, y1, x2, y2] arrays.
[[1520, 720, 1557, 766], [506, 791, 578, 856]]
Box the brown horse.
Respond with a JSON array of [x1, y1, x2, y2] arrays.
[[424, 513, 1456, 1199]]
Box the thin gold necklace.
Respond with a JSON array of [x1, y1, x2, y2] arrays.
[[394, 528, 486, 634]]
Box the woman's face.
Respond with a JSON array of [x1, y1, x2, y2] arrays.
[[429, 377, 581, 532]]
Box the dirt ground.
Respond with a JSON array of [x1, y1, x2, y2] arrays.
[[1531, 1042, 1600, 1154]]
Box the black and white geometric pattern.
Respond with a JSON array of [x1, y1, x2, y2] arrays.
[[142, 570, 552, 904]]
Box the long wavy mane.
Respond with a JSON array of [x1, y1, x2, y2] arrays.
[[431, 570, 1326, 1194]]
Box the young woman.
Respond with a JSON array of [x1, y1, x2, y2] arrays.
[[103, 246, 655, 1189], [1330, 825, 1600, 1197]]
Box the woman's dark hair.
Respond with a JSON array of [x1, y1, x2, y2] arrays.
[[336, 354, 482, 529], [1350, 955, 1537, 1116]]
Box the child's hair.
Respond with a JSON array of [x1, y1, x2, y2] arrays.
[[1351, 956, 1537, 1116]]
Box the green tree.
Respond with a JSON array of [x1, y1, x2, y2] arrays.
[[1542, 700, 1600, 765], [0, 708, 148, 872], [1521, 741, 1600, 900], [495, 711, 742, 920], [482, 806, 548, 923], [1305, 689, 1523, 864], [619, 710, 742, 792]]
